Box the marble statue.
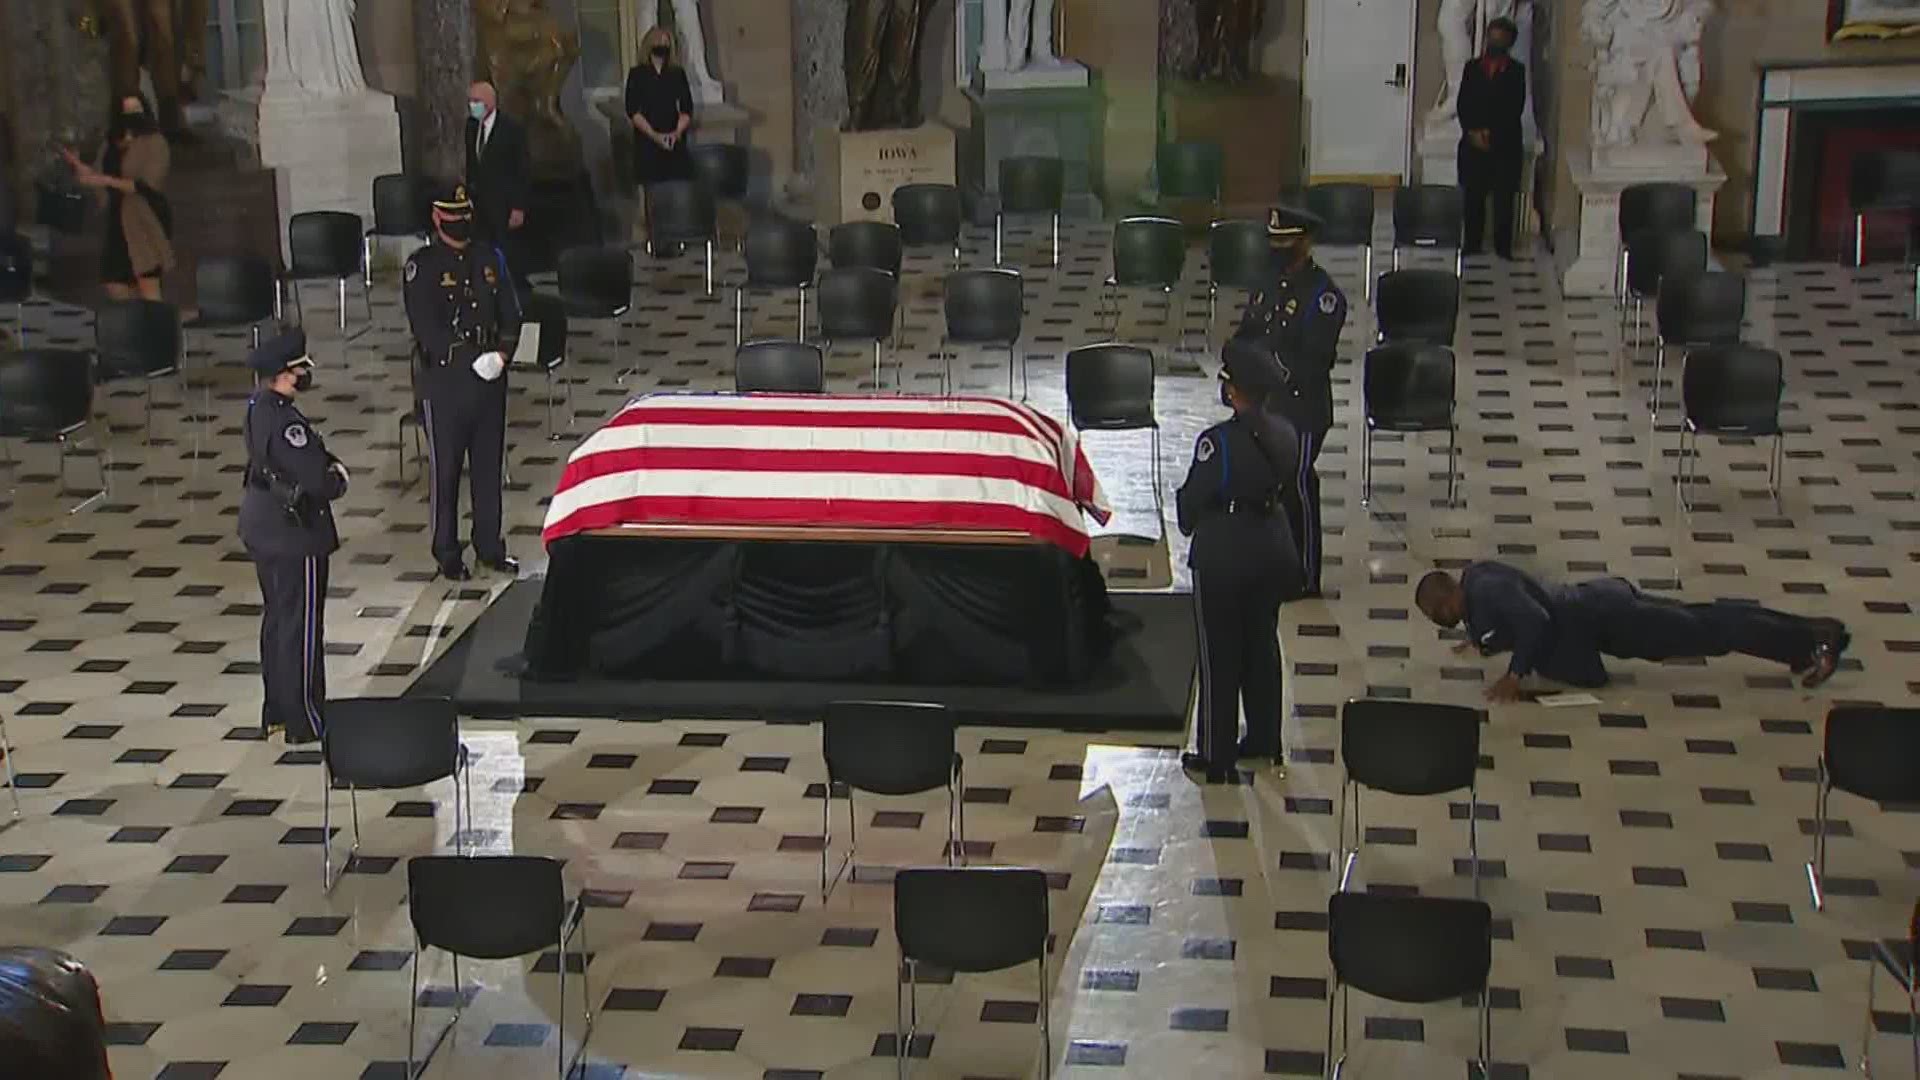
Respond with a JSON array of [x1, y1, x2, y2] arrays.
[[845, 0, 930, 131], [1425, 0, 1541, 148], [1582, 0, 1716, 152], [475, 0, 585, 178], [636, 0, 724, 104], [1190, 0, 1265, 84], [981, 0, 1060, 72], [280, 0, 369, 96]]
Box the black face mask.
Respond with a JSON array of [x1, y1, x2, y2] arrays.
[[1486, 41, 1511, 58], [652, 46, 671, 62], [439, 218, 472, 245], [292, 370, 314, 393], [1219, 377, 1235, 409], [117, 112, 155, 135]]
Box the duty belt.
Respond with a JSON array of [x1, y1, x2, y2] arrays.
[[1223, 496, 1278, 515]]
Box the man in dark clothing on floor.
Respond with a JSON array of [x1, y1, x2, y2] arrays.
[[1416, 562, 1851, 702]]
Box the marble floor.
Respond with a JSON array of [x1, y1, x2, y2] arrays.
[[0, 213, 1915, 1080]]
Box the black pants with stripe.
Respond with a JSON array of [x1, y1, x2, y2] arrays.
[[422, 378, 508, 569], [1190, 517, 1297, 768], [254, 553, 329, 743], [1280, 428, 1325, 595]]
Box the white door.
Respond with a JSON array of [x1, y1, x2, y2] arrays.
[[1304, 0, 1418, 183]]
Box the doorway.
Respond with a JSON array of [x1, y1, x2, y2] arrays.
[[1303, 0, 1418, 184]]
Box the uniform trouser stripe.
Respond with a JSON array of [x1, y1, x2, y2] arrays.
[[302, 556, 324, 738], [1298, 431, 1319, 582], [1192, 586, 1213, 761], [422, 398, 440, 556]]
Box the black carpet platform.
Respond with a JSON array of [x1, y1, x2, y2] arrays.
[[409, 579, 1195, 731]]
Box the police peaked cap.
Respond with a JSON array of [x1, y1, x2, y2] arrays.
[[247, 329, 314, 376], [1267, 205, 1324, 238], [1220, 337, 1290, 396], [429, 181, 473, 214]]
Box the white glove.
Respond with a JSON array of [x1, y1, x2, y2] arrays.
[[472, 351, 507, 382]]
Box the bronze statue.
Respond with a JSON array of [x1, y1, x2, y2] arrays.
[[844, 0, 929, 131], [92, 0, 210, 133], [1191, 0, 1265, 84], [473, 0, 584, 179]]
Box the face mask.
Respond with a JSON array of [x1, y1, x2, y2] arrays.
[[652, 46, 671, 61], [468, 100, 488, 120], [1487, 41, 1511, 57], [1219, 377, 1235, 409], [440, 218, 473, 245], [292, 369, 314, 393]]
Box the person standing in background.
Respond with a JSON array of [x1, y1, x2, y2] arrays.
[[61, 94, 173, 301], [625, 25, 694, 254], [1457, 16, 1527, 259], [0, 946, 112, 1080], [465, 80, 532, 297]]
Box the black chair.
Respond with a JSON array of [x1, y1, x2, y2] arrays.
[[0, 348, 108, 513], [1065, 343, 1161, 539], [829, 221, 905, 276], [1206, 219, 1272, 339], [690, 141, 751, 208], [187, 255, 280, 352], [893, 182, 964, 270], [1652, 269, 1745, 421], [406, 855, 592, 1078], [1157, 140, 1222, 211], [319, 697, 471, 892], [1336, 699, 1483, 896], [1390, 184, 1463, 277], [1362, 342, 1457, 507], [1674, 343, 1783, 510], [1373, 269, 1459, 346], [519, 291, 572, 439], [1326, 891, 1492, 1080], [1104, 216, 1187, 343], [363, 174, 430, 291], [1861, 933, 1918, 1078], [556, 245, 634, 380], [93, 299, 185, 443], [997, 156, 1064, 268], [286, 210, 371, 333], [817, 267, 898, 389], [1806, 705, 1920, 911], [0, 232, 31, 346], [1617, 182, 1697, 307], [820, 701, 964, 898], [942, 268, 1024, 398], [737, 217, 818, 346], [1621, 227, 1707, 353], [1308, 183, 1378, 299], [894, 867, 1051, 1077], [0, 708, 21, 828], [646, 178, 718, 295], [735, 340, 825, 394], [1845, 148, 1920, 267]]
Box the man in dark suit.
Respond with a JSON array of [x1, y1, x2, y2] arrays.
[[464, 80, 532, 295], [1456, 17, 1527, 259]]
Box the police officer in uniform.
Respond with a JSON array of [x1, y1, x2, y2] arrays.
[[238, 330, 347, 744], [1233, 206, 1347, 597], [1176, 343, 1307, 784], [404, 183, 522, 581]]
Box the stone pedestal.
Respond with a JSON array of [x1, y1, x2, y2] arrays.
[[977, 60, 1090, 91], [1164, 76, 1297, 211], [1562, 155, 1726, 297], [816, 125, 958, 226], [219, 87, 403, 258], [962, 83, 1104, 221]]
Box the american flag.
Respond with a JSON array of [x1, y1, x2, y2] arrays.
[[542, 394, 1113, 556]]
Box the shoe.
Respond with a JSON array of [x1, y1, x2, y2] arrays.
[[1800, 622, 1851, 688], [478, 554, 520, 575], [439, 561, 472, 582], [1237, 742, 1287, 777]]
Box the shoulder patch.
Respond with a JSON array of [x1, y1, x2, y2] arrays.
[[1195, 435, 1216, 463], [284, 423, 309, 449], [1319, 291, 1339, 314], [405, 259, 418, 283]]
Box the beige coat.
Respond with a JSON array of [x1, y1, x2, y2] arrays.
[[102, 132, 174, 277]]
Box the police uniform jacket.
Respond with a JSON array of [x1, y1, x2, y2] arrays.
[[1176, 408, 1305, 590], [403, 239, 523, 398], [1233, 257, 1346, 434], [238, 390, 346, 558], [1460, 560, 1630, 684]]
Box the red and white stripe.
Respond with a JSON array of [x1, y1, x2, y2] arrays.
[[543, 394, 1113, 556]]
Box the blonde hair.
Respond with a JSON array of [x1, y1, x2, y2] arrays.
[[641, 26, 676, 65]]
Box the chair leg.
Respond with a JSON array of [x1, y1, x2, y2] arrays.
[[1363, 245, 1375, 302], [1445, 422, 1459, 507], [797, 286, 807, 343], [939, 335, 951, 396], [1038, 947, 1053, 1078], [995, 213, 1004, 267], [735, 287, 746, 347], [1651, 340, 1666, 420], [1769, 432, 1784, 508], [337, 278, 348, 333], [705, 239, 714, 296], [363, 235, 374, 291], [1675, 425, 1691, 511], [1052, 212, 1060, 267], [1856, 212, 1868, 268], [873, 340, 883, 392], [1468, 780, 1480, 901], [1361, 425, 1373, 507], [1, 712, 23, 826], [1805, 759, 1830, 910], [1150, 426, 1166, 543], [1335, 779, 1360, 892], [896, 956, 913, 1080]]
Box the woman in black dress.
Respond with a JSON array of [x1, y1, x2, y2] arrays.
[[625, 25, 695, 252], [61, 94, 173, 301]]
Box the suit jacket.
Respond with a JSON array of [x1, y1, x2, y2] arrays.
[[1457, 57, 1527, 158], [464, 110, 532, 233]]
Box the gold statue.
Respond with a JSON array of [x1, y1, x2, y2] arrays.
[[845, 0, 929, 131], [91, 0, 211, 132], [1191, 0, 1265, 84], [474, 0, 585, 178]]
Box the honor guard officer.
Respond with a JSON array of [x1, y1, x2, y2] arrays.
[[238, 330, 348, 744], [404, 182, 522, 581], [1233, 205, 1346, 597], [1176, 341, 1307, 784]]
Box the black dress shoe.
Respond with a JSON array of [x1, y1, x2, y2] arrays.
[[439, 561, 472, 582], [478, 554, 520, 575]]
